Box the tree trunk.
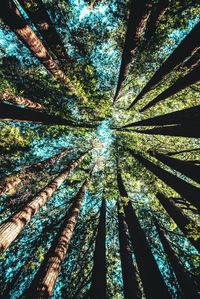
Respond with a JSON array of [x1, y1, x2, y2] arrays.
[[156, 193, 200, 251], [0, 153, 86, 253], [0, 91, 44, 110], [117, 172, 170, 299], [90, 198, 107, 299], [113, 0, 153, 103], [167, 148, 200, 156], [128, 150, 200, 210], [0, 148, 74, 196], [117, 201, 140, 299], [149, 151, 200, 184], [25, 179, 89, 298], [122, 105, 200, 128], [154, 220, 199, 299], [141, 64, 200, 112], [128, 21, 200, 109]]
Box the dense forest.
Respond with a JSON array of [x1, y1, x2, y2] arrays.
[[0, 0, 200, 298]]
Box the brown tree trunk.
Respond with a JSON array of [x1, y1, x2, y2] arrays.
[[0, 153, 86, 253], [156, 193, 200, 251], [24, 179, 89, 298], [154, 220, 199, 299], [0, 148, 74, 196], [117, 172, 170, 299], [113, 0, 153, 103], [90, 199, 106, 299], [117, 201, 140, 299], [128, 21, 200, 109]]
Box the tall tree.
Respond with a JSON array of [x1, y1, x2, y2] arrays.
[[117, 171, 170, 299], [0, 153, 86, 253], [0, 148, 74, 196], [154, 219, 199, 299], [128, 21, 200, 109], [24, 178, 89, 298], [141, 64, 200, 112], [128, 150, 200, 210], [156, 193, 200, 251], [117, 201, 140, 299], [113, 0, 153, 103], [90, 198, 107, 299]]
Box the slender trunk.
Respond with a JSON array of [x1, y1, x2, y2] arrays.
[[156, 193, 200, 251], [113, 0, 153, 103], [141, 64, 200, 112], [0, 153, 86, 253], [0, 91, 44, 110], [128, 21, 200, 109], [133, 123, 200, 138], [122, 105, 200, 128], [149, 151, 200, 184], [25, 179, 89, 298], [167, 148, 200, 156], [117, 172, 170, 299], [154, 220, 199, 299], [183, 49, 200, 70], [90, 199, 106, 299], [0, 148, 74, 196], [117, 202, 140, 299], [128, 150, 200, 210]]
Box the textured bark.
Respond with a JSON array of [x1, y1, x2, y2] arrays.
[[0, 153, 86, 253], [0, 92, 44, 110], [149, 151, 200, 184], [156, 193, 200, 251], [0, 148, 74, 196], [117, 172, 170, 299], [117, 202, 140, 299], [141, 64, 200, 112], [25, 179, 89, 298], [122, 105, 200, 128], [155, 220, 199, 298], [90, 199, 106, 299], [129, 150, 200, 210], [113, 0, 153, 103], [128, 21, 200, 109]]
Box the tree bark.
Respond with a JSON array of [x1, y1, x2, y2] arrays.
[[25, 179, 89, 299], [128, 150, 200, 210], [117, 201, 140, 299], [117, 171, 170, 299], [90, 199, 107, 299], [0, 153, 86, 253], [128, 21, 200, 109], [154, 220, 199, 298], [156, 193, 200, 251], [141, 64, 200, 112], [0, 148, 74, 196], [113, 0, 153, 103]]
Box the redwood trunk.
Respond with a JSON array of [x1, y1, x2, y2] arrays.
[[25, 179, 89, 298], [155, 220, 199, 299], [1, 92, 44, 110], [90, 199, 107, 299], [0, 153, 86, 253], [156, 193, 200, 251]]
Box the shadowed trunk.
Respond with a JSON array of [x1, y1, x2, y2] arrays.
[[128, 21, 200, 109], [122, 105, 200, 128], [117, 172, 170, 299], [25, 179, 89, 299], [141, 64, 200, 112], [128, 150, 200, 210], [0, 148, 74, 196], [117, 201, 140, 299], [149, 151, 200, 184], [155, 220, 199, 299], [0, 92, 44, 110], [156, 193, 200, 251], [167, 148, 200, 156], [90, 199, 106, 299], [0, 153, 86, 253], [113, 0, 153, 103]]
